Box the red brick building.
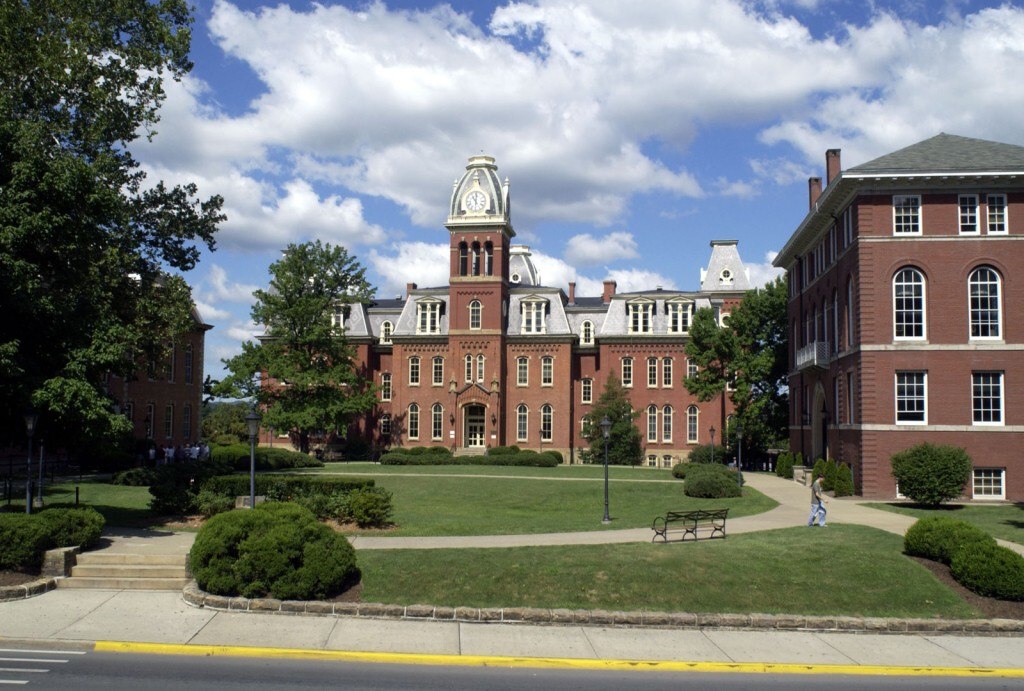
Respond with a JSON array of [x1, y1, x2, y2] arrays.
[[774, 134, 1024, 500], [333, 155, 747, 465]]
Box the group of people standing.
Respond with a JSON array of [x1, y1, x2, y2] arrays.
[[146, 442, 209, 466]]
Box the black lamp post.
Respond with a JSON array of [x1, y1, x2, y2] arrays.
[[35, 438, 44, 508], [24, 409, 38, 514], [709, 425, 716, 465], [246, 410, 262, 510], [600, 416, 612, 524], [736, 423, 744, 489]]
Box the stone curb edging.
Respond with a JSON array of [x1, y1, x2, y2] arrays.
[[0, 577, 58, 602], [0, 546, 78, 602], [182, 582, 1024, 636]]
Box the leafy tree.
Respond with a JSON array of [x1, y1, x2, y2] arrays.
[[216, 241, 377, 453], [200, 401, 251, 443], [580, 374, 643, 466], [685, 276, 789, 456], [0, 1, 223, 448]]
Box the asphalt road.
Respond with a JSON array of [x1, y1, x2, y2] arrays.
[[4, 649, 1022, 690]]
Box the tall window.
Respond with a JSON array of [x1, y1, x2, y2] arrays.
[[893, 268, 925, 339], [627, 301, 653, 334], [408, 403, 419, 439], [432, 356, 444, 386], [469, 300, 482, 330], [846, 277, 855, 348], [686, 406, 698, 443], [895, 371, 927, 424], [483, 241, 493, 276], [846, 371, 854, 424], [647, 357, 658, 388], [662, 405, 673, 442], [380, 321, 393, 344], [540, 404, 553, 441], [668, 302, 692, 334], [164, 403, 174, 439], [331, 304, 347, 330], [647, 405, 658, 442], [476, 354, 485, 383], [516, 405, 528, 442], [458, 242, 468, 276], [464, 354, 473, 383], [380, 414, 391, 436], [581, 378, 592, 404], [146, 402, 155, 438], [972, 371, 1003, 425], [662, 358, 673, 388], [832, 290, 839, 354], [581, 320, 594, 345], [959, 194, 979, 234], [184, 344, 194, 384], [516, 356, 528, 386], [471, 241, 480, 276], [541, 356, 553, 386], [621, 357, 633, 387], [893, 195, 921, 235], [969, 267, 1001, 339], [182, 403, 192, 442], [432, 403, 443, 440], [522, 300, 547, 334], [987, 194, 1007, 233], [408, 356, 420, 385], [416, 301, 441, 334], [687, 359, 698, 379]]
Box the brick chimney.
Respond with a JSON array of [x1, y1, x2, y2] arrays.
[[602, 280, 617, 304], [406, 282, 417, 298], [826, 148, 841, 186], [808, 177, 822, 210], [568, 281, 576, 305]]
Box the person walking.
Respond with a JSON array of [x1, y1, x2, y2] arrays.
[[808, 475, 828, 527]]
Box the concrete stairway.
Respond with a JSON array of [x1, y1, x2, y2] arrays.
[[59, 552, 190, 591]]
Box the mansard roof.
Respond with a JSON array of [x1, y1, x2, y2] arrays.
[[848, 133, 1024, 176]]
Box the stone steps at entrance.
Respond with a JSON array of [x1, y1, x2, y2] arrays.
[[454, 447, 486, 456], [58, 551, 190, 591]]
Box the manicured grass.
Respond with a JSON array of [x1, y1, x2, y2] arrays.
[[3, 478, 155, 527], [296, 462, 676, 480], [357, 525, 979, 618], [358, 475, 776, 536], [864, 502, 1024, 545]]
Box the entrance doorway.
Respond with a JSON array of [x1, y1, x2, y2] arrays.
[[464, 404, 486, 448]]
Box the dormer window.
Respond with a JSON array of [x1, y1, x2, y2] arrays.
[[627, 299, 653, 334], [581, 320, 594, 345], [720, 269, 733, 285], [331, 304, 350, 330], [521, 297, 548, 334], [416, 299, 443, 334], [511, 272, 521, 284], [380, 320, 393, 344], [667, 300, 692, 334]]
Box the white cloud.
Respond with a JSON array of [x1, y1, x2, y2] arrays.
[[206, 264, 258, 303], [227, 321, 261, 344], [367, 242, 451, 297], [194, 300, 232, 322], [714, 177, 761, 199], [749, 157, 813, 186], [606, 268, 677, 293], [563, 232, 639, 267], [745, 250, 786, 288]]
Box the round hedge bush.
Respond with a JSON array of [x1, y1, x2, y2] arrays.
[[890, 443, 971, 507], [903, 517, 996, 565], [189, 502, 359, 600], [0, 514, 51, 570], [950, 541, 1024, 601], [37, 507, 105, 550], [684, 464, 742, 498]]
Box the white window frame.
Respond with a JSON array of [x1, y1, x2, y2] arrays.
[[893, 268, 926, 340], [521, 299, 547, 334], [469, 300, 482, 330], [431, 403, 443, 440], [416, 300, 442, 335], [972, 468, 1005, 500], [846, 371, 854, 424], [380, 414, 391, 436], [893, 195, 921, 235], [581, 378, 592, 404], [662, 357, 673, 388], [184, 344, 194, 384], [182, 403, 192, 442], [541, 356, 553, 386], [164, 403, 174, 439], [667, 301, 692, 334], [540, 404, 553, 442], [971, 371, 1004, 426], [647, 357, 658, 388], [581, 320, 594, 345], [647, 405, 658, 442], [381, 373, 392, 401], [408, 403, 419, 440], [627, 300, 653, 334], [465, 354, 473, 383], [621, 357, 633, 388], [686, 406, 699, 443], [380, 320, 393, 344], [987, 194, 1007, 234], [968, 267, 1002, 340], [476, 354, 485, 383], [516, 356, 528, 386], [895, 371, 927, 425], [516, 404, 528, 442], [687, 359, 697, 379], [662, 405, 673, 442], [408, 356, 420, 386], [432, 356, 444, 386], [958, 194, 979, 234]]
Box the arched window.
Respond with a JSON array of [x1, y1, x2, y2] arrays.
[[687, 406, 699, 443], [540, 404, 553, 441], [464, 354, 473, 383], [431, 403, 443, 440], [408, 403, 419, 440], [471, 241, 481, 276], [893, 268, 925, 339], [969, 266, 1001, 339], [380, 414, 391, 436], [647, 405, 658, 442], [380, 320, 393, 344], [581, 320, 594, 345], [516, 404, 528, 442], [469, 300, 482, 330], [458, 242, 468, 276], [483, 241, 493, 276], [662, 405, 673, 442], [476, 354, 485, 383]]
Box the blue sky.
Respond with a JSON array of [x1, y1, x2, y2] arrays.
[[134, 0, 1024, 381]]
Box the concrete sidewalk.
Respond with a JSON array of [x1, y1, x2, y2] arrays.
[[2, 588, 1023, 673]]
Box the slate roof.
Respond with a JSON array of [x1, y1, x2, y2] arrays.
[[848, 133, 1024, 175]]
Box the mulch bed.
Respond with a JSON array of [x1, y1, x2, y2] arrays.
[[910, 556, 1024, 620], [0, 569, 41, 587]]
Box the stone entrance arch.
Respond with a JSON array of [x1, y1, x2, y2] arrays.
[[463, 404, 486, 448]]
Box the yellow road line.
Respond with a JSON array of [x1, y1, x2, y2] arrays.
[[93, 641, 1024, 678]]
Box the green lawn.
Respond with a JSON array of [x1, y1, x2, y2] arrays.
[[295, 462, 676, 480], [864, 502, 1024, 545], [358, 474, 776, 536], [5, 478, 154, 527], [357, 525, 979, 618]]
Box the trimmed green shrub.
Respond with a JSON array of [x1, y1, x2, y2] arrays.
[[686, 444, 720, 465], [148, 459, 235, 515], [194, 489, 235, 518], [189, 502, 359, 600], [684, 467, 742, 498], [890, 443, 972, 507], [823, 459, 838, 492], [671, 462, 687, 480], [0, 514, 51, 570], [903, 517, 996, 565], [487, 446, 521, 456], [380, 449, 557, 467], [775, 452, 794, 479], [210, 444, 323, 471], [950, 541, 1024, 601], [346, 487, 394, 528], [812, 458, 826, 482], [37, 508, 105, 550], [546, 450, 564, 464], [833, 463, 854, 497], [111, 467, 158, 486]]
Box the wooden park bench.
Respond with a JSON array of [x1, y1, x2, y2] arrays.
[[651, 508, 729, 542]]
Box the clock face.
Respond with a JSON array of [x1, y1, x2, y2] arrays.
[[465, 190, 487, 212]]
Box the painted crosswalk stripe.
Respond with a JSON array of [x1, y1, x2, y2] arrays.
[[0, 670, 46, 674], [0, 681, 28, 685], [0, 649, 84, 656], [0, 659, 66, 664]]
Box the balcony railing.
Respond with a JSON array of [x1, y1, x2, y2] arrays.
[[795, 340, 830, 371]]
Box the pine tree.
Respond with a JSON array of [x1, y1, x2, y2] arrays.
[[580, 373, 643, 466]]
